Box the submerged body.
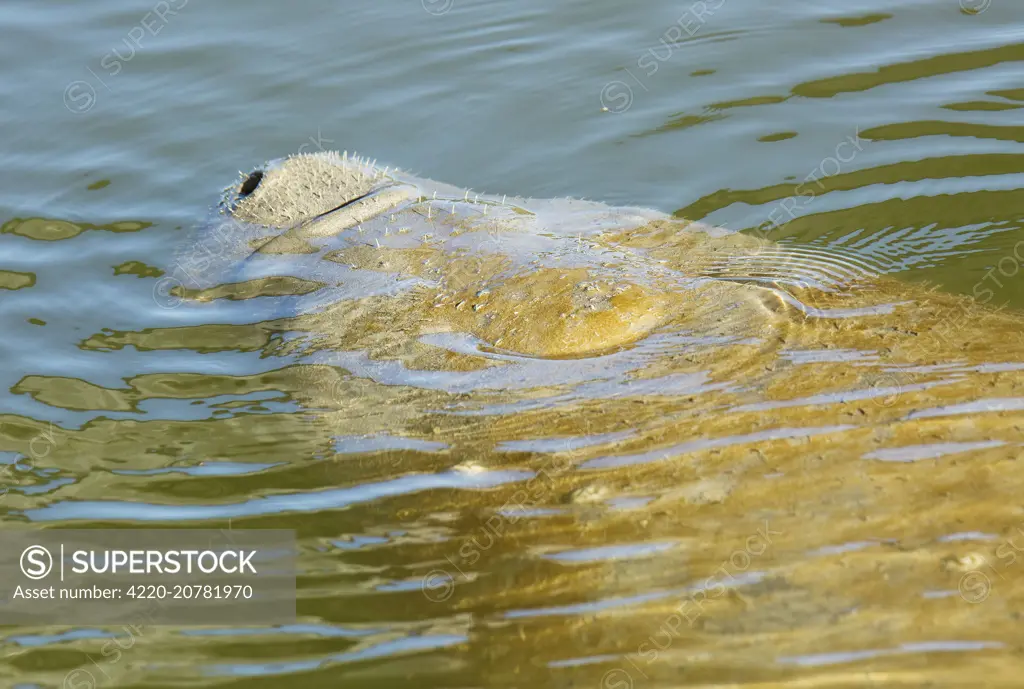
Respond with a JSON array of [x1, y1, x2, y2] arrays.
[[218, 152, 790, 360], [159, 152, 1024, 685]]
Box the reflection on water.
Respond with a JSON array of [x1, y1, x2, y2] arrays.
[[1, 0, 1024, 686]]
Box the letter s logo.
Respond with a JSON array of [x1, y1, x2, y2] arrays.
[[21, 545, 53, 580]]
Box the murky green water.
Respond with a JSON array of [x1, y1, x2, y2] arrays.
[[2, 0, 1024, 686]]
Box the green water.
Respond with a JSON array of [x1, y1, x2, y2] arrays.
[[2, 0, 1024, 686]]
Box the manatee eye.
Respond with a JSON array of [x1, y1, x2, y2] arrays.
[[239, 170, 264, 196]]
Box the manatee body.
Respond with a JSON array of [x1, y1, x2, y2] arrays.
[[187, 150, 1024, 386], [160, 152, 1024, 682], [201, 152, 800, 363]]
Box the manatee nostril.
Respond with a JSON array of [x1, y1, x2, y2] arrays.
[[239, 170, 264, 196]]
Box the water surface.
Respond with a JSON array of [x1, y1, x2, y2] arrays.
[[2, 0, 1024, 686]]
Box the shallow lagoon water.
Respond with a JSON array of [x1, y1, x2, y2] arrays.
[[2, 0, 1024, 687]]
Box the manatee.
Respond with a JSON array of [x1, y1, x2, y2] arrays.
[[170, 149, 1024, 481], [201, 152, 809, 364], [122, 152, 1024, 682], [183, 150, 1024, 385]]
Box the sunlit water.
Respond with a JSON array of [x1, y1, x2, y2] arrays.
[[2, 0, 1024, 686]]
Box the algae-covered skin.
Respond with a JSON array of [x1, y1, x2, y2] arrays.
[[219, 152, 787, 361], [156, 151, 1024, 686]]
